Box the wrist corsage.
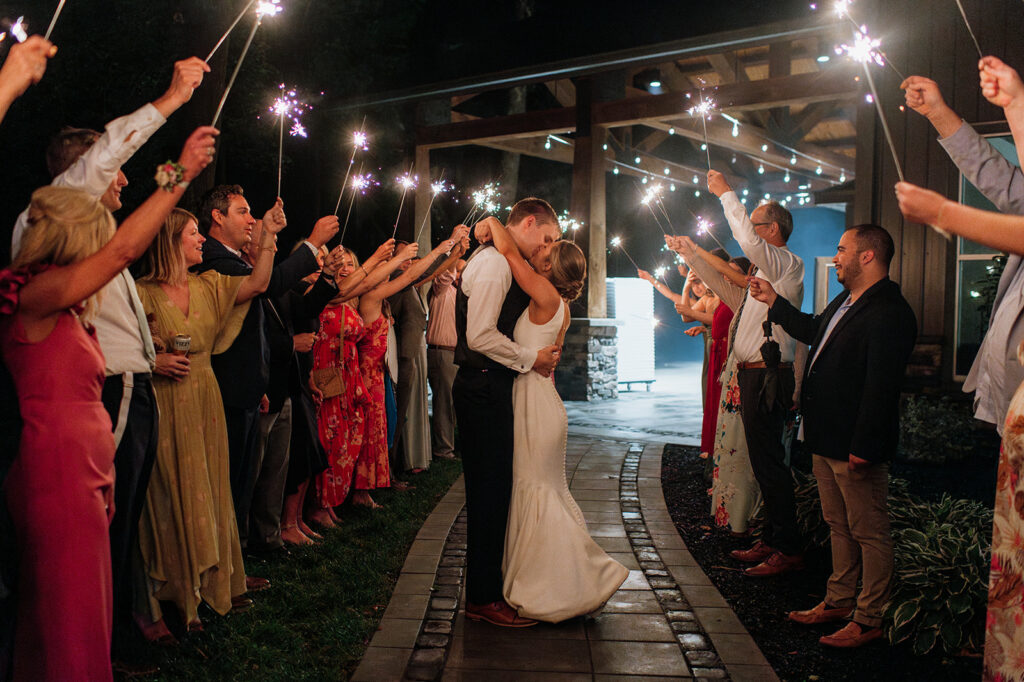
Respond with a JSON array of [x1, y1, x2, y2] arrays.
[[155, 161, 188, 192]]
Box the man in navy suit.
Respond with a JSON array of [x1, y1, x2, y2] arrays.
[[749, 224, 917, 649], [192, 186, 337, 566]]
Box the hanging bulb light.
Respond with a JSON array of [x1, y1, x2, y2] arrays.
[[758, 163, 765, 175], [694, 190, 701, 197], [634, 156, 642, 164], [701, 143, 708, 151], [669, 127, 675, 135], [641, 176, 648, 184], [784, 171, 791, 183], [839, 170, 846, 183], [732, 121, 739, 137], [544, 137, 552, 150], [790, 155, 797, 165], [815, 165, 823, 175], [692, 174, 699, 184], [613, 167, 619, 175], [670, 183, 676, 191], [761, 144, 768, 152]]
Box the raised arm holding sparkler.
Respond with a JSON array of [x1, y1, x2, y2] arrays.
[[637, 269, 683, 305], [0, 35, 56, 124]]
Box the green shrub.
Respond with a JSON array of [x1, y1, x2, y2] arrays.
[[790, 472, 992, 655], [899, 395, 976, 464], [884, 495, 992, 655]]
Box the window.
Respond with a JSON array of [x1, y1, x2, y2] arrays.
[[954, 133, 1015, 379]]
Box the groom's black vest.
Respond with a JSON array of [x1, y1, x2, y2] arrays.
[[454, 245, 530, 378]]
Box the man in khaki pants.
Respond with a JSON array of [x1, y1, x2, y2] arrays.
[[748, 224, 917, 649]]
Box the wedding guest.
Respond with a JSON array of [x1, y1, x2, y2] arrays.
[[897, 54, 1024, 677], [356, 232, 468, 506], [8, 57, 208, 638], [669, 237, 761, 534], [749, 224, 916, 648], [134, 203, 283, 635], [389, 266, 432, 475], [310, 243, 405, 524], [902, 65, 1024, 436], [0, 35, 55, 127], [0, 126, 215, 681], [700, 170, 805, 577], [426, 263, 461, 461], [192, 186, 336, 554]]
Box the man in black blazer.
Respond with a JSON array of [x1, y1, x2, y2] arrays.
[[749, 224, 916, 649], [192, 185, 337, 559]]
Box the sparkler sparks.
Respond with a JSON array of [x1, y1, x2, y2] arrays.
[[688, 79, 716, 169], [462, 182, 503, 224], [391, 170, 418, 239], [609, 236, 641, 270], [268, 84, 312, 197], [558, 210, 583, 242], [836, 28, 884, 67], [414, 177, 454, 244], [353, 131, 369, 151], [256, 0, 283, 18], [11, 16, 27, 42], [695, 216, 728, 251]]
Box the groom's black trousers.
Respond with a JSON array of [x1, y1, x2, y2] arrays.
[[452, 366, 516, 606]]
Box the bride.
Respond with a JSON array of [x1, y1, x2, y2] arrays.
[[484, 217, 628, 623]]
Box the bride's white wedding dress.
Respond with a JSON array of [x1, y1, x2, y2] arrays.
[[502, 303, 628, 623]]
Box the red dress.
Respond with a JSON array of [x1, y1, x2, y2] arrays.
[[356, 315, 391, 490], [314, 302, 368, 507], [0, 269, 115, 682], [700, 301, 734, 457]]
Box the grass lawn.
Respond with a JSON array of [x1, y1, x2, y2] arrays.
[[115, 459, 463, 681]]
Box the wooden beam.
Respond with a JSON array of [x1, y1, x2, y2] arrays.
[[638, 130, 669, 153], [544, 79, 577, 106], [785, 102, 841, 142], [592, 68, 859, 126], [707, 52, 748, 84], [477, 138, 575, 165], [417, 107, 577, 149]]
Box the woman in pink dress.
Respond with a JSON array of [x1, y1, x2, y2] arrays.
[[354, 235, 467, 505], [0, 128, 215, 681]]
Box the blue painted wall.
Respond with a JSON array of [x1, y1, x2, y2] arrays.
[[653, 205, 847, 367]]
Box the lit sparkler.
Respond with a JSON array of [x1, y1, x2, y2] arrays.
[[338, 165, 374, 245], [268, 84, 312, 197], [10, 16, 27, 43], [640, 183, 676, 236], [558, 210, 583, 243], [687, 79, 716, 169], [43, 0, 66, 40], [462, 182, 502, 225], [391, 170, 418, 240], [333, 125, 369, 215], [414, 177, 453, 244], [837, 26, 905, 183], [206, 0, 257, 61], [210, 0, 284, 127], [609, 236, 641, 270], [695, 216, 728, 251]]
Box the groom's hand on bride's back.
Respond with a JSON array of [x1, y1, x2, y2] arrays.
[[533, 344, 561, 377]]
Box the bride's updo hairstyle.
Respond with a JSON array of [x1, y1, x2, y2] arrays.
[[549, 241, 587, 302]]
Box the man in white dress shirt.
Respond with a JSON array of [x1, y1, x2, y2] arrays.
[[8, 57, 208, 633], [453, 199, 560, 628], [690, 170, 806, 577]]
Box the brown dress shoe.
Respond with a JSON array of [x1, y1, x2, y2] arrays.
[[819, 621, 883, 648], [246, 575, 271, 592], [729, 540, 775, 563], [230, 595, 254, 612], [465, 600, 538, 628], [788, 601, 853, 625], [744, 551, 804, 577]]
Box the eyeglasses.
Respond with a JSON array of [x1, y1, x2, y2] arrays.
[[752, 222, 775, 227]]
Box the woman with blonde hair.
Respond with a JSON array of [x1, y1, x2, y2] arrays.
[[481, 217, 628, 623], [0, 127, 215, 681], [132, 202, 285, 638]]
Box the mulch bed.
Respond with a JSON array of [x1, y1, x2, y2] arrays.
[[661, 444, 988, 682]]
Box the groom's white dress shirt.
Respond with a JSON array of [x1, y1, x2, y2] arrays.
[[461, 247, 536, 373]]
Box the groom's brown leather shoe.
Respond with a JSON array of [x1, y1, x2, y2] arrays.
[[465, 600, 538, 628]]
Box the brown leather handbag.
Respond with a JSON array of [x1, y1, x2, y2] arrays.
[[311, 367, 345, 399]]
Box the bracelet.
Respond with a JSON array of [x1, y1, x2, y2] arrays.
[[155, 161, 188, 192]]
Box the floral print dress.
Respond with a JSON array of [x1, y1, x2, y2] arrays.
[[984, 342, 1024, 681], [313, 302, 369, 508], [355, 315, 391, 490]]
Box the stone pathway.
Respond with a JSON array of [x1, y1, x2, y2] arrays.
[[351, 434, 777, 682]]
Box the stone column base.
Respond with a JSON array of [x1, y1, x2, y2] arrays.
[[554, 318, 619, 401]]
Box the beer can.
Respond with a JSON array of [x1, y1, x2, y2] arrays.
[[172, 334, 191, 356]]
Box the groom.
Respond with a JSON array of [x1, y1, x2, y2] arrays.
[[453, 198, 561, 627]]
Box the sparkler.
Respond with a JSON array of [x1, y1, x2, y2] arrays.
[[43, 0, 66, 40], [461, 182, 502, 225], [268, 84, 311, 198], [688, 79, 716, 169], [210, 0, 283, 128], [954, 0, 983, 58], [10, 16, 26, 43], [338, 166, 376, 245], [334, 126, 368, 215], [640, 183, 677, 237], [414, 178, 451, 244], [837, 27, 905, 183], [695, 216, 728, 251], [558, 210, 583, 243], [391, 170, 418, 240], [610, 236, 641, 270]]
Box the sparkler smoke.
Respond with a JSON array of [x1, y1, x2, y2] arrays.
[[954, 0, 984, 58], [43, 0, 66, 40], [211, 0, 282, 127], [610, 236, 641, 271], [391, 170, 418, 240], [205, 0, 257, 62], [414, 178, 451, 244], [333, 124, 369, 216]]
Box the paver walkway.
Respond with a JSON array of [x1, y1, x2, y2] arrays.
[[352, 433, 777, 682]]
